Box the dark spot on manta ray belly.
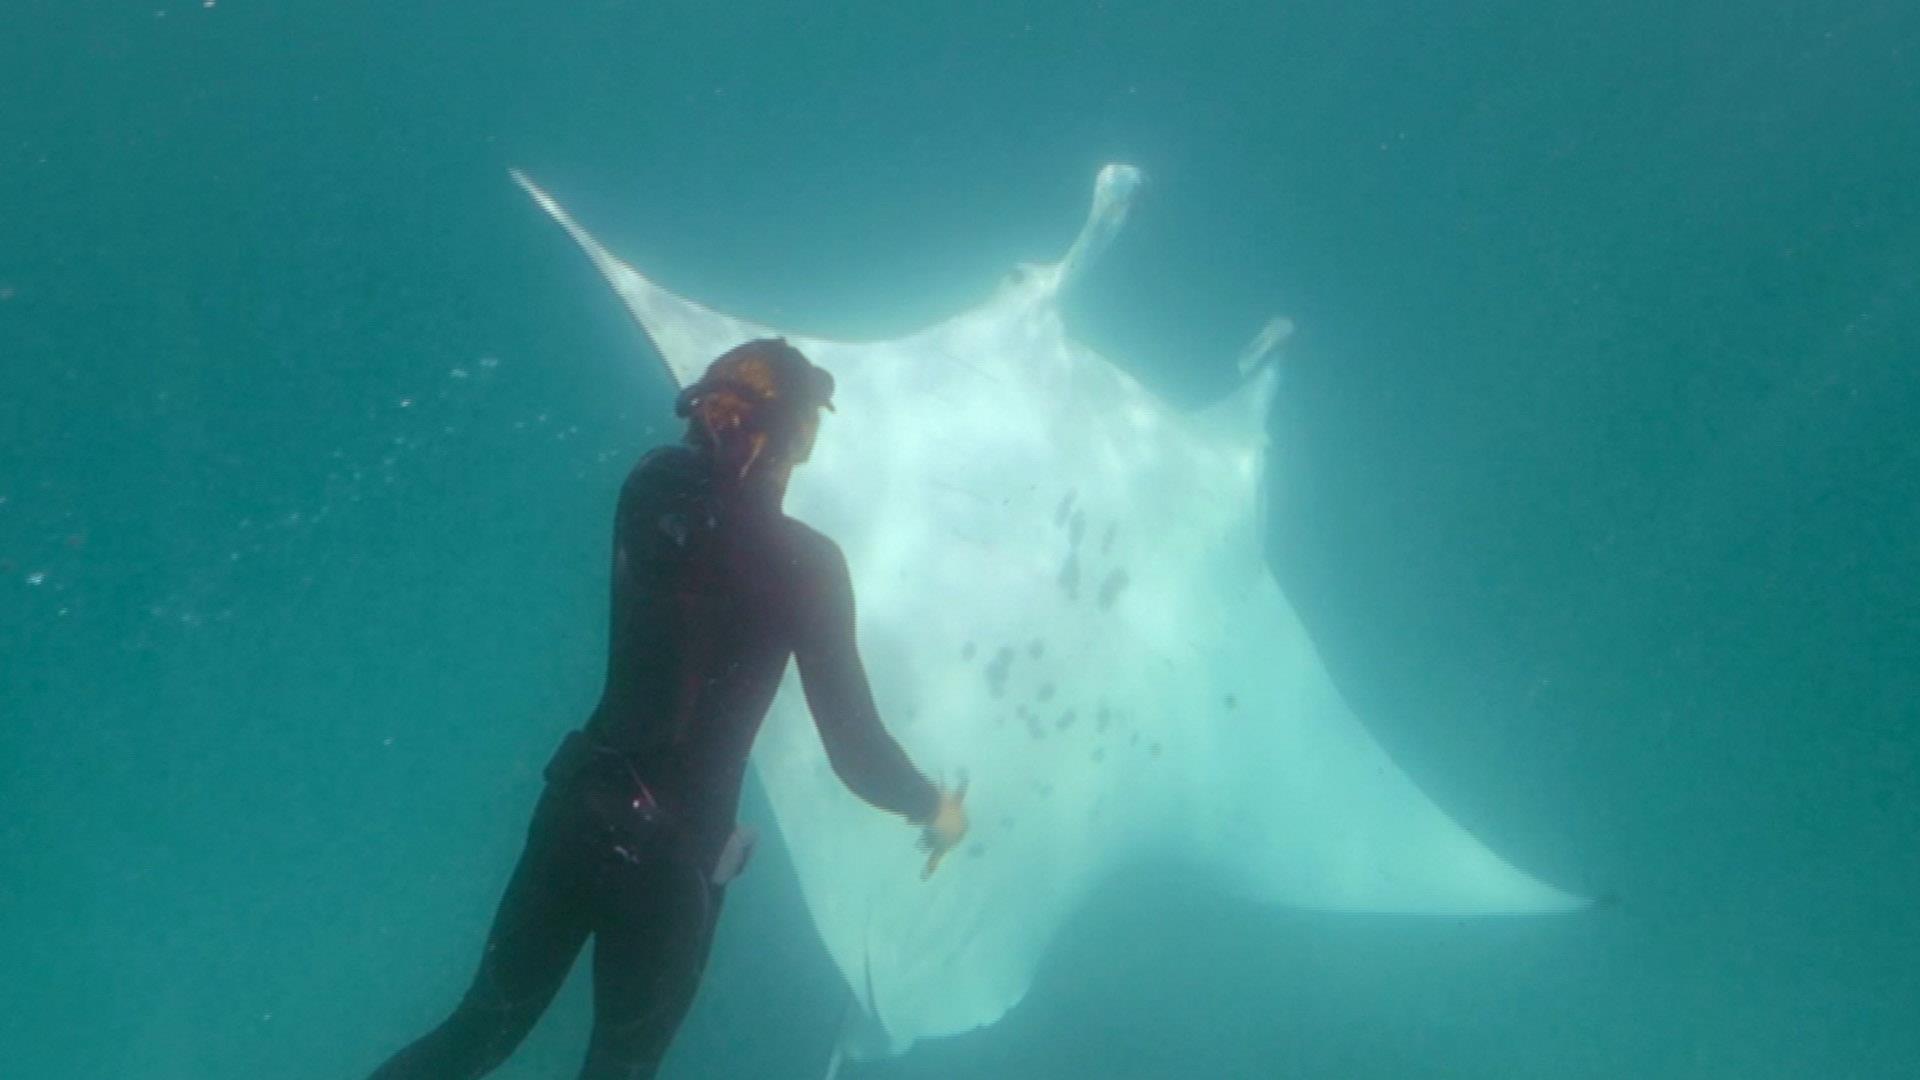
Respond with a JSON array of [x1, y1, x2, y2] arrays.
[[1096, 568, 1130, 610], [1058, 552, 1080, 600], [1055, 490, 1076, 526], [1224, 693, 1238, 710], [984, 646, 1015, 697], [1055, 708, 1077, 731]]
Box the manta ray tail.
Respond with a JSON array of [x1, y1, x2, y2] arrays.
[[826, 988, 892, 1080]]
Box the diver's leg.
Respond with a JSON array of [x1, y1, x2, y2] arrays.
[[576, 857, 726, 1080], [369, 792, 593, 1080]]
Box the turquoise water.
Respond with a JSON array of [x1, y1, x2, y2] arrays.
[[4, 3, 1916, 1077]]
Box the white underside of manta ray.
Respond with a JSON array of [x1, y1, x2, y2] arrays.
[[510, 162, 1586, 1064]]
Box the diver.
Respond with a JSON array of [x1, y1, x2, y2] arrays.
[[367, 338, 969, 1080]]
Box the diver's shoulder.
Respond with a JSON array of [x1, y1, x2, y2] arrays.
[[624, 443, 701, 491], [781, 518, 845, 570], [635, 441, 701, 474]]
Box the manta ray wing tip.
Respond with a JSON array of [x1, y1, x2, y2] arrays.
[[1236, 316, 1296, 377], [507, 169, 565, 220]]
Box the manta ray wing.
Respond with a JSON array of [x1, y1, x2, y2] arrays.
[[513, 164, 1585, 1059]]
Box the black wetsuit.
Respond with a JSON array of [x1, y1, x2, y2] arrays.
[[370, 443, 937, 1080]]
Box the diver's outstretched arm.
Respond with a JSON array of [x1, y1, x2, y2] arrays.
[[792, 536, 941, 822]]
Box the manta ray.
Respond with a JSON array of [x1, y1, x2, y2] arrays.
[[511, 162, 1584, 1069]]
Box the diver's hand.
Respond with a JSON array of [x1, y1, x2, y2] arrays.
[[916, 778, 969, 880]]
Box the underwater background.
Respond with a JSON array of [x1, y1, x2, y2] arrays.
[[3, 2, 1917, 1077]]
